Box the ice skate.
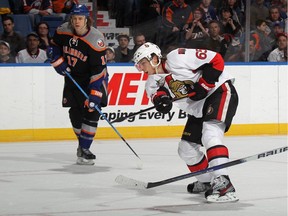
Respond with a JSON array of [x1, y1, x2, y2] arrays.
[[205, 175, 239, 203], [76, 147, 96, 165], [187, 181, 210, 193]]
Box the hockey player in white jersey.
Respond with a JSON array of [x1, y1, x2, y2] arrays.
[[133, 42, 239, 203]]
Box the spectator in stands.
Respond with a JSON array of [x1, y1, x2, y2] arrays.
[[114, 34, 133, 62], [223, 0, 245, 26], [185, 7, 209, 48], [250, 0, 269, 29], [106, 46, 116, 63], [35, 21, 52, 50], [272, 22, 285, 38], [52, 0, 78, 14], [132, 32, 146, 54], [219, 7, 242, 37], [267, 32, 287, 61], [52, 0, 78, 20], [268, 0, 287, 20], [223, 34, 242, 61], [0, 16, 26, 58], [226, 35, 259, 62], [199, 0, 219, 24], [160, 0, 193, 51], [251, 19, 275, 61], [202, 20, 230, 58], [0, 40, 15, 63], [0, 0, 11, 15], [266, 6, 285, 31], [16, 32, 47, 63], [22, 0, 53, 16]]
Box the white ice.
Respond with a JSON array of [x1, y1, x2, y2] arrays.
[[0, 135, 287, 216]]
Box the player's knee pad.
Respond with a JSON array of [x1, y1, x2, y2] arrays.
[[178, 140, 204, 165], [201, 120, 225, 149], [202, 121, 229, 167]]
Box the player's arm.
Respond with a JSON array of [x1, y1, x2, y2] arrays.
[[188, 52, 224, 101], [85, 47, 108, 111], [47, 31, 70, 76]]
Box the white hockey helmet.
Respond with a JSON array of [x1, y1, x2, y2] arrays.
[[133, 42, 162, 68]]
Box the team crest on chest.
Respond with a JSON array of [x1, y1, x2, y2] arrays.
[[165, 75, 194, 98]]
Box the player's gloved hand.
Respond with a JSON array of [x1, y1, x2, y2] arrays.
[[46, 46, 70, 76], [84, 90, 103, 112], [152, 87, 172, 114], [188, 77, 215, 101], [51, 56, 70, 76]]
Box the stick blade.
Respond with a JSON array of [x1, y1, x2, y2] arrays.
[[115, 175, 148, 189]]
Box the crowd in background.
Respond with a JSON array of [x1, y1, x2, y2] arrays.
[[0, 0, 287, 64]]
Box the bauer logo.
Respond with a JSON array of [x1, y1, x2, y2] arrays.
[[257, 146, 288, 158]]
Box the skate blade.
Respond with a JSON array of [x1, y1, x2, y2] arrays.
[[76, 157, 95, 165], [206, 192, 239, 203]]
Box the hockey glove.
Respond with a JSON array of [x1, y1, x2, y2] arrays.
[[152, 87, 172, 114], [188, 77, 215, 101], [50, 56, 70, 76], [47, 46, 70, 76], [84, 90, 103, 112]]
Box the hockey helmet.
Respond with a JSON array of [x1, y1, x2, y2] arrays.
[[70, 4, 90, 17], [133, 42, 162, 70]]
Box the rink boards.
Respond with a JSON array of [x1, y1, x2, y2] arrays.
[[0, 63, 287, 141]]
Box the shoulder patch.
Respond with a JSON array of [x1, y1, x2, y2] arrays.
[[97, 38, 105, 48], [83, 27, 107, 51]]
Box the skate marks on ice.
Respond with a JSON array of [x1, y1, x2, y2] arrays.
[[146, 202, 253, 214]]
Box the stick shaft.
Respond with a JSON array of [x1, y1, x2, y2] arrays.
[[115, 146, 287, 189], [65, 72, 141, 159], [112, 96, 188, 123], [146, 146, 287, 188]]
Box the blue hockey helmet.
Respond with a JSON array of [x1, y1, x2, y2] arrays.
[[70, 4, 90, 17]]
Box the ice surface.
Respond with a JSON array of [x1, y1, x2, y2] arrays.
[[0, 135, 287, 216]]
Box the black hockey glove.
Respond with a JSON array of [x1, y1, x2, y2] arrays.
[[152, 87, 172, 114], [188, 77, 215, 101]]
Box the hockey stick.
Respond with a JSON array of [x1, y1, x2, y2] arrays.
[[111, 96, 189, 123], [64, 71, 141, 160], [115, 146, 288, 189]]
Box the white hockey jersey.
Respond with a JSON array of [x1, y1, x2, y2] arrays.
[[145, 48, 234, 118], [16, 48, 47, 63]]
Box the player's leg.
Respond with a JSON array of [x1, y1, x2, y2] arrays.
[[179, 115, 212, 193], [202, 80, 239, 202], [69, 107, 100, 165], [78, 108, 101, 165]]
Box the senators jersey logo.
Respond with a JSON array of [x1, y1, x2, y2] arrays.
[[165, 75, 194, 98]]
